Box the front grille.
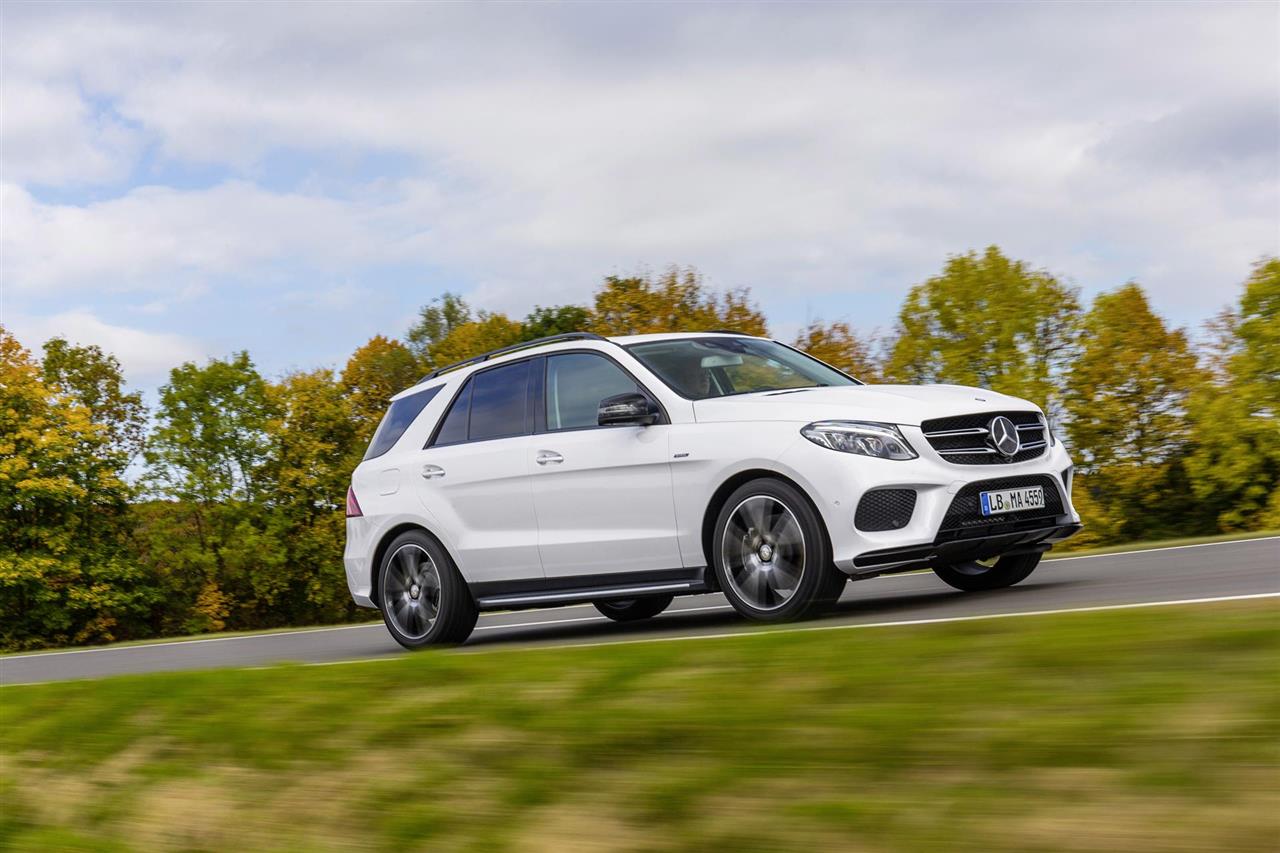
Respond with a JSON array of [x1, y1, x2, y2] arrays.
[[920, 410, 1047, 465], [855, 489, 917, 531], [939, 474, 1063, 533]]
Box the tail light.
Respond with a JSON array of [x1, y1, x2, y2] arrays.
[[345, 485, 363, 518]]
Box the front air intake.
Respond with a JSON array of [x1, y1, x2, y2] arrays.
[[855, 489, 917, 532]]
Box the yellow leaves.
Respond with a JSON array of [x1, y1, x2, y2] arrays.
[[428, 313, 524, 369], [793, 319, 877, 380], [590, 266, 767, 337]]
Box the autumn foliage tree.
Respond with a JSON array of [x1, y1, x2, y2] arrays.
[[1185, 259, 1280, 530], [793, 319, 878, 380], [0, 328, 157, 648], [590, 267, 767, 336], [1064, 283, 1205, 543], [887, 247, 1081, 417]]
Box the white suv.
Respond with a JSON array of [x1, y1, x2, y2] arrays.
[[345, 332, 1081, 648]]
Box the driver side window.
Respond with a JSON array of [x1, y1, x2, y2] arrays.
[[545, 353, 640, 431]]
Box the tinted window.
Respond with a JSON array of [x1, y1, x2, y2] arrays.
[[468, 360, 531, 441], [363, 385, 443, 460], [432, 380, 472, 446], [546, 353, 640, 430]]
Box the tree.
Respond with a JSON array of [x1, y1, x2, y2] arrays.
[[793, 319, 878, 380], [1064, 283, 1205, 542], [1185, 259, 1280, 530], [521, 305, 592, 340], [427, 312, 524, 368], [143, 353, 276, 631], [0, 328, 157, 648], [147, 352, 275, 506], [406, 292, 472, 368], [886, 247, 1081, 416], [589, 266, 768, 336], [341, 336, 421, 449], [252, 369, 359, 624], [41, 338, 146, 470]]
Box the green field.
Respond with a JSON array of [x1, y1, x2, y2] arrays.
[[2, 601, 1277, 852]]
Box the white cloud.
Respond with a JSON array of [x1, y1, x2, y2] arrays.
[[0, 1, 1276, 341], [5, 310, 204, 384], [0, 180, 438, 294]]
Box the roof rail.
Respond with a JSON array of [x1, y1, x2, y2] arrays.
[[701, 328, 755, 335], [419, 332, 608, 382]]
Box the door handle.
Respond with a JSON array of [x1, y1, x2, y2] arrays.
[[421, 464, 446, 480], [535, 451, 564, 466]]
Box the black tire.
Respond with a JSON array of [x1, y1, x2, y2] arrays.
[[593, 595, 675, 622], [377, 529, 477, 648], [711, 478, 845, 622], [932, 552, 1042, 592]]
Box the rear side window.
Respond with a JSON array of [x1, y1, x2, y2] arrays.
[[546, 353, 640, 430], [433, 381, 472, 446], [363, 385, 442, 460], [430, 360, 531, 446], [469, 360, 531, 441]]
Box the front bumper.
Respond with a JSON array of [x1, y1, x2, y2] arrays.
[[776, 424, 1081, 575], [852, 517, 1082, 573]]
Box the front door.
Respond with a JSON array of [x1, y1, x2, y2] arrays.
[[529, 352, 682, 578]]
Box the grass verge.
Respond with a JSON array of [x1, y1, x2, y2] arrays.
[[2, 600, 1277, 852]]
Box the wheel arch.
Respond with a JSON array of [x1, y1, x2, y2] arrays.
[[369, 521, 459, 607], [700, 468, 832, 570]]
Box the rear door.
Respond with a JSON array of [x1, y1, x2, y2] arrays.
[[414, 359, 542, 585], [529, 351, 681, 578]]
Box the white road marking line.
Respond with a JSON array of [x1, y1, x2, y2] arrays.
[[292, 592, 1280, 670], [3, 536, 1275, 664]]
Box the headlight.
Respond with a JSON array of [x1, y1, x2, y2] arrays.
[[801, 421, 917, 460]]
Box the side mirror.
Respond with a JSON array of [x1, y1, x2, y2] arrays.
[[598, 392, 660, 427]]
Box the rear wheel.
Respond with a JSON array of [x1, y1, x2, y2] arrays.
[[377, 530, 477, 648], [593, 595, 674, 622], [711, 478, 845, 622], [932, 552, 1042, 592]]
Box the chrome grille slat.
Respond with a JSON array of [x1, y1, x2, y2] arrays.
[[919, 410, 1049, 466], [923, 426, 988, 438]]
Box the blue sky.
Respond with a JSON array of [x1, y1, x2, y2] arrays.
[[2, 1, 1277, 389]]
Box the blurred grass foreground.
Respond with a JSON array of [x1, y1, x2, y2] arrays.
[[3, 601, 1278, 852]]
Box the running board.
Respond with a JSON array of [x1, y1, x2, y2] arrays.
[[473, 570, 712, 611]]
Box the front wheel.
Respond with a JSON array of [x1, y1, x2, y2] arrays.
[[711, 478, 846, 622], [377, 530, 477, 648], [932, 552, 1042, 592], [593, 595, 674, 622]]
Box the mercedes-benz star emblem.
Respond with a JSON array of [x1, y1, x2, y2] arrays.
[[989, 416, 1020, 458]]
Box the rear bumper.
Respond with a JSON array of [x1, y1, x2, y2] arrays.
[[851, 516, 1083, 574]]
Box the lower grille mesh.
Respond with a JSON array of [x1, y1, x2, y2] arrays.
[[855, 489, 917, 532]]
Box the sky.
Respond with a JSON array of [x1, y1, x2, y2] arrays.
[[2, 1, 1277, 389]]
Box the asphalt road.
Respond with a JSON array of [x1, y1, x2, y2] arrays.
[[4, 537, 1277, 686]]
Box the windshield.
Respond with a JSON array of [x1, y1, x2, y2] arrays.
[[626, 337, 859, 400]]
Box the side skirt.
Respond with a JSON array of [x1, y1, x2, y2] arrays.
[[471, 567, 712, 612]]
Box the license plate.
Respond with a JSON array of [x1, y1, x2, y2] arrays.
[[979, 486, 1045, 516]]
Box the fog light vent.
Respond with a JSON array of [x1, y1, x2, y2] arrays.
[[855, 489, 917, 532]]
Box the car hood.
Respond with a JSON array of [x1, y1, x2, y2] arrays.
[[691, 384, 1040, 427]]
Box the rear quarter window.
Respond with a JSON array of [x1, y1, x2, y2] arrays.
[[363, 385, 443, 461]]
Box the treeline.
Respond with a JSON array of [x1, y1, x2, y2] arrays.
[[2, 248, 1276, 650]]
